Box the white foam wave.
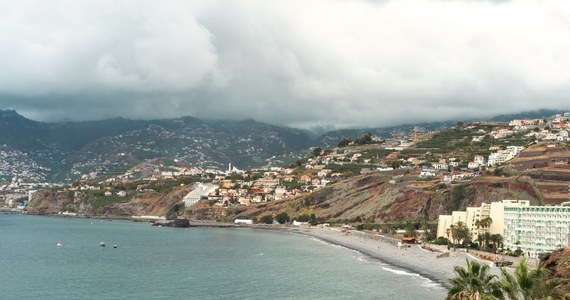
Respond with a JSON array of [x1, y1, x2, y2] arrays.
[[382, 266, 445, 291], [382, 266, 421, 277]]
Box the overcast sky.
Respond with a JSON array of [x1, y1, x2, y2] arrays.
[[1, 0, 569, 129]]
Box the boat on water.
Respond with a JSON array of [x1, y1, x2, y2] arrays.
[[56, 242, 63, 248], [100, 242, 106, 247]]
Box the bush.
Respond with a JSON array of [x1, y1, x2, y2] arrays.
[[259, 214, 274, 224], [296, 213, 311, 222], [432, 237, 450, 245], [275, 212, 290, 224]]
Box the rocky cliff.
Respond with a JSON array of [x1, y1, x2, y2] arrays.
[[209, 174, 544, 223], [27, 173, 546, 224], [540, 247, 570, 297], [26, 186, 192, 219]]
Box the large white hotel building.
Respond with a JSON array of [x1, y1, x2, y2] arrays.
[[503, 204, 570, 259], [438, 200, 570, 258], [437, 200, 530, 238]]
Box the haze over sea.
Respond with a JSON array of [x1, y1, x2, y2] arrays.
[[0, 214, 445, 299]]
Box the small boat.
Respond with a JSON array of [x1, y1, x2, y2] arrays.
[[100, 242, 106, 247], [113, 245, 117, 248], [57, 242, 63, 248]]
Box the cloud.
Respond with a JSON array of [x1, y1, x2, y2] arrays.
[[1, 0, 570, 128]]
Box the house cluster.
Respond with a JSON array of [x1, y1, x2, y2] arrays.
[[438, 200, 570, 259], [487, 146, 524, 166], [181, 165, 338, 207], [0, 147, 50, 182], [514, 114, 570, 142], [0, 177, 57, 209], [418, 156, 482, 182]]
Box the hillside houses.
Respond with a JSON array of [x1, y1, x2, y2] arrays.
[[9, 111, 570, 215], [488, 146, 524, 166]]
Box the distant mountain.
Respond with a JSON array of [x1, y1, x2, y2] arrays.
[[489, 109, 565, 122], [1, 108, 567, 182], [0, 110, 313, 181], [314, 121, 456, 148], [315, 109, 570, 147]]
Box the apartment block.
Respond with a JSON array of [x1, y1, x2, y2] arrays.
[[437, 200, 530, 239], [503, 204, 570, 259]]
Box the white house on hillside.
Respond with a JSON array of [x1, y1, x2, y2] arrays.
[[183, 183, 218, 207]]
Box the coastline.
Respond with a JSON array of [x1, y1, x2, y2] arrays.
[[286, 226, 504, 290], [16, 213, 500, 289]]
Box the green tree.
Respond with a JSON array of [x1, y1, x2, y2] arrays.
[[446, 259, 502, 300], [404, 222, 417, 238], [480, 217, 493, 230], [259, 214, 274, 224], [482, 232, 492, 252], [450, 221, 471, 246], [309, 213, 318, 226], [475, 233, 484, 250], [490, 234, 503, 253], [275, 212, 290, 224], [499, 258, 565, 300]]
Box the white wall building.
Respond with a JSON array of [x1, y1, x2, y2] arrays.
[[503, 205, 570, 259], [182, 183, 218, 207], [437, 200, 530, 239]]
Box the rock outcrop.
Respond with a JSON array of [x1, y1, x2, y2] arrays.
[[540, 246, 570, 297]]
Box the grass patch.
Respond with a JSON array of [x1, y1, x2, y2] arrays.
[[91, 195, 132, 210]]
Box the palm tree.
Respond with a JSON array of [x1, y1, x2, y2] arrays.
[[450, 221, 471, 247], [480, 217, 493, 230], [476, 233, 484, 250], [482, 232, 492, 252], [447, 259, 502, 300], [499, 258, 565, 300], [489, 234, 503, 253]]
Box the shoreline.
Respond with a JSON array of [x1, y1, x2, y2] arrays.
[[15, 213, 501, 289], [285, 226, 506, 290]]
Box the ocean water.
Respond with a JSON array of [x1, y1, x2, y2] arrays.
[[0, 214, 446, 299]]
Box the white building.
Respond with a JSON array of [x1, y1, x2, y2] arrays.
[[474, 155, 485, 165], [437, 200, 530, 239], [234, 219, 253, 225], [488, 146, 524, 166], [431, 163, 448, 170], [420, 168, 436, 178], [503, 204, 570, 259], [468, 162, 480, 169], [182, 183, 218, 207]]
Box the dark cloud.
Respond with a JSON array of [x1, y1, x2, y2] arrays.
[[1, 0, 569, 129]]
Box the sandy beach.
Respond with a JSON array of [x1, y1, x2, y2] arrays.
[[290, 226, 507, 289]]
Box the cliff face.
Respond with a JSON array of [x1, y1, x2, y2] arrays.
[[27, 174, 545, 223], [26, 186, 192, 218], [540, 247, 570, 297], [214, 174, 544, 223], [184, 201, 227, 221]]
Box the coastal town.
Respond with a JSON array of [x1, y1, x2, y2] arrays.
[[2, 112, 569, 208], [5, 2, 570, 298], [2, 114, 570, 275], [2, 113, 570, 209], [1, 112, 569, 250]]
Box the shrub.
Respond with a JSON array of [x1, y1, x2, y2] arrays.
[[275, 212, 290, 224], [259, 214, 274, 224]]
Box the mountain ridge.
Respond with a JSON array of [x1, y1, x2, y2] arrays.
[[0, 108, 565, 182]]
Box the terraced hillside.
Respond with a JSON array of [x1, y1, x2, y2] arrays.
[[507, 143, 570, 205]]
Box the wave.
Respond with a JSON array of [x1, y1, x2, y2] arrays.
[[382, 266, 445, 291], [302, 232, 448, 291]]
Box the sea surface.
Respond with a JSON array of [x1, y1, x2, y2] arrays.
[[0, 214, 446, 299]]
